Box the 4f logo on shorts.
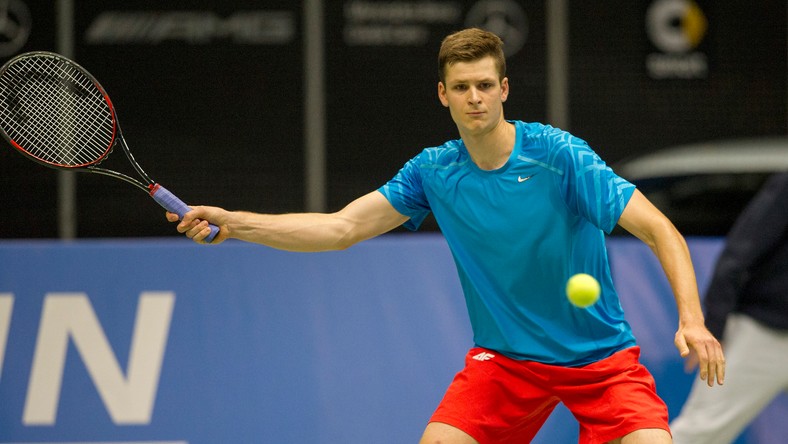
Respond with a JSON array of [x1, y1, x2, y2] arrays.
[[472, 352, 496, 361]]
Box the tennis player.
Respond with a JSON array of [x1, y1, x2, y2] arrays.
[[171, 28, 725, 444]]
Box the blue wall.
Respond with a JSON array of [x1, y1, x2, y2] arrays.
[[0, 235, 785, 443]]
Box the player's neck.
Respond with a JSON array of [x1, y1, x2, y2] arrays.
[[462, 120, 516, 171]]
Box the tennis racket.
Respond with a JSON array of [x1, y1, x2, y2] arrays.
[[0, 51, 218, 241]]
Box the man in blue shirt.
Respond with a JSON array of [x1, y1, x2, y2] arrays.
[[172, 28, 724, 444], [379, 119, 636, 367]]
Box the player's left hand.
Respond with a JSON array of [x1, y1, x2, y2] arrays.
[[674, 323, 725, 387], [681, 341, 726, 374]]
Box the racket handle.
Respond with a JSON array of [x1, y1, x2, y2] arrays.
[[150, 184, 219, 243]]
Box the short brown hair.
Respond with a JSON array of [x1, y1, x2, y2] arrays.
[[438, 28, 506, 84]]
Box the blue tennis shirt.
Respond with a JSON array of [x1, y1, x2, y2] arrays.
[[378, 121, 637, 366]]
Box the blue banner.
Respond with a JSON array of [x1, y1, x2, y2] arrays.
[[0, 235, 785, 443]]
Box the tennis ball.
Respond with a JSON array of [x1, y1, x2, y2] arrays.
[[566, 273, 600, 308]]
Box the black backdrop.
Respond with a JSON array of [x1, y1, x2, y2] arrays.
[[0, 1, 57, 238], [0, 1, 784, 238], [72, 0, 304, 237], [569, 1, 786, 162]]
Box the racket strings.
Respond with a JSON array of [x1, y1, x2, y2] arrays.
[[0, 54, 115, 167]]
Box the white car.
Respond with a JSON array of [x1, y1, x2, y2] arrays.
[[614, 137, 788, 236]]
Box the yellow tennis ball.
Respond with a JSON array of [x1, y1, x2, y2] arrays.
[[566, 273, 600, 308]]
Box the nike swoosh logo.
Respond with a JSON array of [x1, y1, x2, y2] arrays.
[[517, 174, 535, 183]]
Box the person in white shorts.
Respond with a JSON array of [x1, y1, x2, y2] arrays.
[[670, 172, 788, 443]]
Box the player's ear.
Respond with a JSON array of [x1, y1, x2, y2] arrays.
[[501, 77, 509, 102], [438, 81, 449, 107]]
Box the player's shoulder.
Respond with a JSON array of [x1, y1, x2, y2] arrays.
[[516, 121, 592, 172], [518, 121, 587, 150], [410, 138, 468, 170]]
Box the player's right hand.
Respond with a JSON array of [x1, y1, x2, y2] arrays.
[[166, 206, 229, 244]]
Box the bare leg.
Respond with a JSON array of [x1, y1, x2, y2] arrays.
[[419, 422, 479, 444], [608, 427, 671, 444]]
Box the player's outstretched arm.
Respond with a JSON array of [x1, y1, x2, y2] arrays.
[[618, 190, 725, 387], [168, 191, 409, 252]]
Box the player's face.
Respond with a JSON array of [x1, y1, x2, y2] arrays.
[[438, 56, 509, 137]]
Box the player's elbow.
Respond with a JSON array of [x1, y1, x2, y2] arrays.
[[642, 215, 686, 253], [332, 235, 356, 251], [326, 218, 365, 251]]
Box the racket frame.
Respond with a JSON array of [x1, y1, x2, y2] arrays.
[[0, 51, 219, 241]]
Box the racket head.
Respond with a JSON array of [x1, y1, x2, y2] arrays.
[[0, 51, 117, 169]]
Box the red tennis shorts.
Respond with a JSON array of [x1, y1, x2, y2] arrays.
[[429, 346, 669, 444]]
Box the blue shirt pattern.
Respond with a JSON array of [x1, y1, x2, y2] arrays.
[[378, 121, 637, 366]]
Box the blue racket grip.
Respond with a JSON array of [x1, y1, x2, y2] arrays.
[[150, 184, 219, 243]]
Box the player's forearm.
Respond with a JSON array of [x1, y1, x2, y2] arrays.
[[618, 191, 705, 325], [226, 211, 357, 252], [644, 219, 705, 326]]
